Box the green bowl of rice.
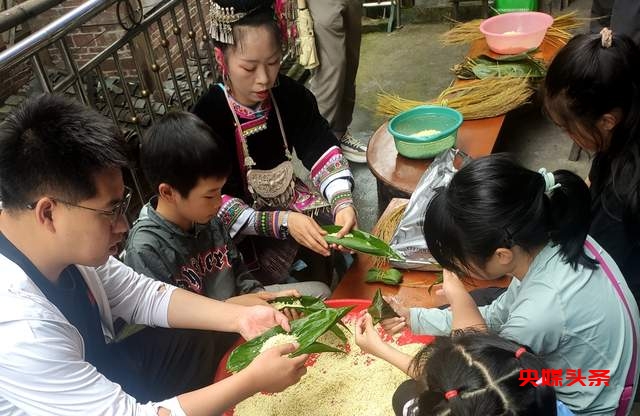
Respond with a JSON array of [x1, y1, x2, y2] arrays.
[[388, 105, 463, 159]]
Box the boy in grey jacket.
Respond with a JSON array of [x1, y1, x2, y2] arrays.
[[124, 111, 330, 307]]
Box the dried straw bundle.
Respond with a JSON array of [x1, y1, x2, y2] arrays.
[[377, 76, 534, 120], [546, 12, 590, 47], [439, 19, 484, 46], [440, 11, 587, 47], [371, 202, 408, 269]]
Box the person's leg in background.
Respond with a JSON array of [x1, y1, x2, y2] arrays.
[[307, 0, 368, 164], [111, 327, 238, 401], [590, 0, 613, 33], [265, 281, 332, 299], [611, 0, 640, 45], [591, 0, 640, 45]]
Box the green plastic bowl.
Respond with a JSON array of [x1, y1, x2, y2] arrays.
[[388, 105, 463, 159]]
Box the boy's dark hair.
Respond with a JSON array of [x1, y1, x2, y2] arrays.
[[140, 111, 231, 197], [213, 0, 283, 56], [411, 333, 557, 416], [0, 94, 127, 211], [424, 154, 596, 277], [543, 33, 640, 225]]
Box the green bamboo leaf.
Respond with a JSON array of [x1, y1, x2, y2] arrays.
[[226, 306, 353, 373], [368, 288, 399, 325], [322, 225, 404, 260], [458, 54, 546, 80], [269, 295, 326, 311], [329, 324, 348, 344], [365, 268, 403, 285], [295, 341, 346, 355]]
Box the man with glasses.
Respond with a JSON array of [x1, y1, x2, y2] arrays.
[[0, 94, 307, 415]]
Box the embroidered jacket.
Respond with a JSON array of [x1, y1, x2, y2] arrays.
[[192, 74, 355, 238]]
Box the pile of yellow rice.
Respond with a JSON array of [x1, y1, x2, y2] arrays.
[[234, 320, 423, 416]]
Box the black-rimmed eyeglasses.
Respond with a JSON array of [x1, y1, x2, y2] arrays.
[[26, 186, 132, 225]]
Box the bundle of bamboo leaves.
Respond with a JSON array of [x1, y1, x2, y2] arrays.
[[377, 76, 534, 120], [440, 11, 587, 47], [452, 54, 547, 80]]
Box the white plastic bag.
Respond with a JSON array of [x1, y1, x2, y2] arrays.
[[389, 148, 470, 271]]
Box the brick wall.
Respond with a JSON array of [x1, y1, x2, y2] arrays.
[[1, 0, 213, 106]]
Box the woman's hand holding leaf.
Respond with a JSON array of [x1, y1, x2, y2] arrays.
[[236, 305, 290, 340], [288, 212, 330, 256], [332, 205, 358, 252], [244, 342, 308, 393]]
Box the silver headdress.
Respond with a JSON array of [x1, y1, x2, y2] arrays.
[[209, 2, 247, 44]]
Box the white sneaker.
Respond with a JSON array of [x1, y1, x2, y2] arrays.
[[339, 131, 367, 163]]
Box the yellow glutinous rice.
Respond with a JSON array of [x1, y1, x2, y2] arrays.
[[410, 129, 440, 138], [235, 322, 423, 416], [259, 334, 299, 354]]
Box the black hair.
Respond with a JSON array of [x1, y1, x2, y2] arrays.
[[0, 93, 127, 211], [140, 111, 231, 197], [424, 154, 596, 277], [411, 332, 557, 416], [543, 32, 640, 226], [213, 0, 282, 55]]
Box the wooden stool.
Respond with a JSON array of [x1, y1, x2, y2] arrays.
[[451, 0, 490, 20]]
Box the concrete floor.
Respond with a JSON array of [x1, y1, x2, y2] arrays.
[[348, 0, 593, 232]]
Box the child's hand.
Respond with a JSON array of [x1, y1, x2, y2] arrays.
[[225, 293, 270, 307], [245, 343, 308, 393], [354, 312, 386, 356], [236, 305, 290, 340], [440, 269, 469, 304], [379, 296, 410, 335], [269, 289, 303, 321]]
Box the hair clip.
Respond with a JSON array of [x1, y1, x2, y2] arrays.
[[515, 347, 527, 359], [538, 168, 561, 195], [600, 27, 613, 48], [444, 390, 459, 400]]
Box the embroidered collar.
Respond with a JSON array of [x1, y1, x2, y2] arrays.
[[225, 88, 272, 121]]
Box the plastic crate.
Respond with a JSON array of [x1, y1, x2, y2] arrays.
[[495, 0, 538, 12]]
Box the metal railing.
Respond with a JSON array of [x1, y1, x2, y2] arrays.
[[0, 0, 217, 208]]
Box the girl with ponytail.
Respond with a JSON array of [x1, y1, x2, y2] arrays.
[[356, 326, 568, 416], [543, 29, 640, 302], [377, 154, 638, 415]]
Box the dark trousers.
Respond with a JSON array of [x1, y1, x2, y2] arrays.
[[591, 0, 640, 45], [104, 327, 238, 401]]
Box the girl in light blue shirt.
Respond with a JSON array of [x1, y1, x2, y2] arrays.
[[382, 155, 638, 415]]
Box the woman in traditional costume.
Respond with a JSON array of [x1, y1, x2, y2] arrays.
[[192, 0, 357, 286]]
